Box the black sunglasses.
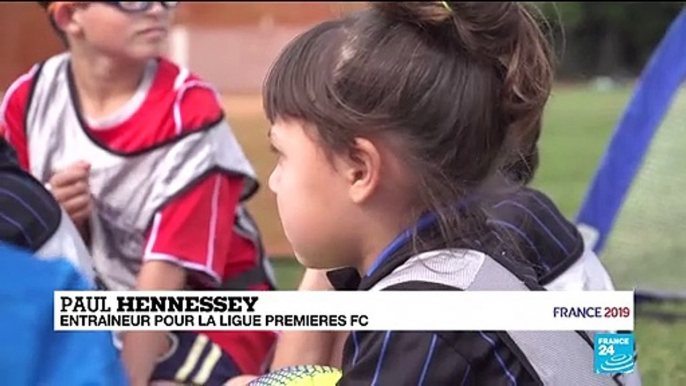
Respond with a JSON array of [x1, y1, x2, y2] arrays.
[[105, 2, 179, 13]]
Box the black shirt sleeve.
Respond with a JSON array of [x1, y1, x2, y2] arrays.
[[338, 330, 470, 386]]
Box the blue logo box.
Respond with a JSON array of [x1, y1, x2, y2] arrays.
[[594, 333, 635, 374]]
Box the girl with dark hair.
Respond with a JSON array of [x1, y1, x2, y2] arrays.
[[262, 2, 639, 385]]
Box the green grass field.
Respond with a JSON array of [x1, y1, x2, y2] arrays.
[[537, 86, 686, 385], [227, 85, 686, 385]]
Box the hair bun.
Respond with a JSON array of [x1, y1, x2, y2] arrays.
[[373, 2, 530, 54], [371, 1, 554, 181], [446, 2, 522, 53], [371, 1, 454, 27]]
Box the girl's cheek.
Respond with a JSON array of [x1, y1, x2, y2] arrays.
[[268, 164, 281, 194]]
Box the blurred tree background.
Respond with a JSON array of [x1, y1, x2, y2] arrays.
[[539, 2, 685, 81]]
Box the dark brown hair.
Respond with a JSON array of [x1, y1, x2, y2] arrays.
[[263, 1, 554, 247]]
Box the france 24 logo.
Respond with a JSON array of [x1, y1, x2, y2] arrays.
[[594, 333, 636, 374]]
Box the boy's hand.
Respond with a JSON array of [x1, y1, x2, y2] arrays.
[[48, 160, 92, 225]]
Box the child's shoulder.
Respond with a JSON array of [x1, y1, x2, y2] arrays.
[[155, 58, 222, 105], [0, 62, 42, 117], [152, 58, 227, 135], [2, 53, 71, 116]]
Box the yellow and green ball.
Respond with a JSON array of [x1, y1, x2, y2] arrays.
[[248, 365, 342, 386]]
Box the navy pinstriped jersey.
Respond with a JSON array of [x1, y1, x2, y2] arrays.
[[327, 240, 547, 385], [0, 138, 61, 252], [325, 185, 614, 385], [340, 325, 541, 385], [483, 186, 586, 285], [0, 137, 94, 282]]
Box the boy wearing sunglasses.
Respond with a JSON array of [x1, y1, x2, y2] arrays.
[[1, 2, 277, 385]]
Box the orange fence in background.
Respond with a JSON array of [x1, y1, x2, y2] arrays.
[[172, 2, 363, 93], [176, 2, 363, 27], [0, 3, 63, 90], [0, 2, 364, 92]]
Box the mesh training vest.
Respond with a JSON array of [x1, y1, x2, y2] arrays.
[[23, 53, 274, 291], [371, 249, 642, 386]]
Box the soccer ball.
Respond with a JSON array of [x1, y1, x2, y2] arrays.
[[247, 365, 342, 386]]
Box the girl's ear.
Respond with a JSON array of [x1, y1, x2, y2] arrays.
[[344, 137, 382, 205]]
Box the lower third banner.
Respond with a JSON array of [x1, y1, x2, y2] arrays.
[[54, 290, 634, 331]]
